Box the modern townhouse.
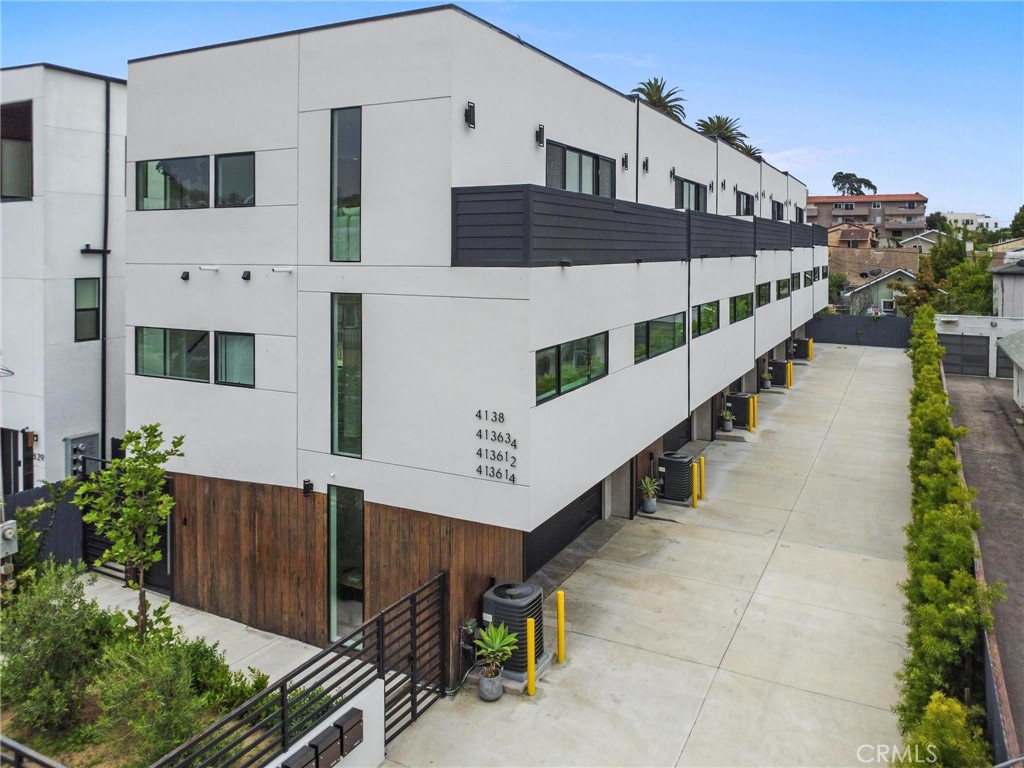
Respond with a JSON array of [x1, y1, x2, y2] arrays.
[[123, 4, 827, 681], [1, 64, 127, 495]]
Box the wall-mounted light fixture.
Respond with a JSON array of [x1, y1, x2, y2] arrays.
[[769, 193, 773, 201], [762, 191, 767, 198], [622, 153, 629, 170], [635, 258, 644, 264], [535, 124, 544, 147], [559, 259, 573, 268], [669, 167, 676, 181], [271, 267, 293, 273], [180, 271, 190, 281], [303, 479, 314, 496], [733, 183, 738, 192], [721, 179, 726, 191], [241, 270, 251, 281], [642, 157, 649, 174], [464, 102, 475, 129], [198, 265, 219, 272]]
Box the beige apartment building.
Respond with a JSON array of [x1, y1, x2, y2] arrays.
[[807, 193, 927, 242]]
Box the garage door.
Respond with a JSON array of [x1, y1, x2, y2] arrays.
[[939, 334, 989, 376], [996, 346, 1013, 379], [523, 483, 602, 577]]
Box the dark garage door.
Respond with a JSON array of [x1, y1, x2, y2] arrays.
[[939, 334, 989, 376], [523, 483, 602, 577], [996, 346, 1013, 379]]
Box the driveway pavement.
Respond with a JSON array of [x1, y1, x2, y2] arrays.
[[386, 344, 910, 768]]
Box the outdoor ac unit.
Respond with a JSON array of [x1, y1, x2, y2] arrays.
[[658, 453, 693, 502], [481, 582, 550, 681]]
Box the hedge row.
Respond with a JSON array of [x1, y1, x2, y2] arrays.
[[894, 305, 997, 765]]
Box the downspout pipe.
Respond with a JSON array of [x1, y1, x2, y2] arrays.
[[100, 81, 110, 459]]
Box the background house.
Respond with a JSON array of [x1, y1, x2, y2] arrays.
[[944, 211, 999, 232], [828, 222, 877, 249], [841, 268, 918, 316], [900, 229, 945, 254], [991, 261, 1024, 317]]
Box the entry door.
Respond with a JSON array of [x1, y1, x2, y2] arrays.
[[1, 428, 17, 496]]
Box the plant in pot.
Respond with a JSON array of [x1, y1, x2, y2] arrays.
[[761, 371, 772, 390], [474, 622, 518, 701], [721, 409, 735, 432], [638, 476, 661, 514]]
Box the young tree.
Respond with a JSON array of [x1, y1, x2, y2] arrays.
[[827, 271, 848, 304], [73, 424, 184, 640], [1010, 204, 1024, 238], [889, 256, 942, 316], [925, 211, 947, 231], [631, 77, 686, 122], [943, 253, 993, 315], [928, 225, 968, 281]]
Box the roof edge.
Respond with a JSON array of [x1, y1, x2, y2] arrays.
[[1, 62, 126, 85]]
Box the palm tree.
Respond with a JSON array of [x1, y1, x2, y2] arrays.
[[632, 77, 686, 122], [831, 171, 878, 196], [695, 115, 748, 148], [737, 141, 762, 159]]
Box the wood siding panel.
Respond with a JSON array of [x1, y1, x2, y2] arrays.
[[811, 224, 828, 246], [791, 223, 813, 248], [690, 211, 755, 257], [754, 217, 791, 251]]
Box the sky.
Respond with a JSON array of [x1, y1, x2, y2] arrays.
[[3, 1, 1022, 224]]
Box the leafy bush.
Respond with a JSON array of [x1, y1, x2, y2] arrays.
[[179, 635, 270, 709], [0, 560, 114, 733], [894, 693, 990, 768]]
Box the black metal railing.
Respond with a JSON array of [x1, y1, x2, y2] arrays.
[[149, 572, 447, 768], [1, 738, 68, 768]]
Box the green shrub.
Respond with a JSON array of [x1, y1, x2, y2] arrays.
[[179, 635, 269, 709], [893, 692, 989, 767], [0, 560, 114, 733]]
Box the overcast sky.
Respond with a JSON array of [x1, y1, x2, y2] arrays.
[[3, 1, 1022, 224]]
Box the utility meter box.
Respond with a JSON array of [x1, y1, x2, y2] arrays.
[[282, 746, 316, 768], [336, 708, 363, 756], [0, 520, 18, 559], [311, 725, 342, 768]]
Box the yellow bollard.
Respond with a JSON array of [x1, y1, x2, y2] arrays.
[[809, 338, 814, 361], [691, 463, 699, 508], [787, 360, 793, 389], [556, 590, 566, 664], [698, 455, 706, 500], [751, 394, 757, 430], [526, 617, 536, 695]]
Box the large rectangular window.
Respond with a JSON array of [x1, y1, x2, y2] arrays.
[[135, 327, 209, 381], [545, 142, 614, 199], [674, 178, 707, 212], [136, 156, 210, 210], [215, 332, 255, 387], [215, 153, 255, 207], [772, 200, 784, 220], [535, 332, 608, 404], [1, 100, 32, 200], [634, 312, 686, 362], [736, 191, 754, 216], [74, 278, 99, 342], [729, 293, 754, 323], [756, 282, 771, 308], [777, 278, 791, 299], [331, 108, 362, 262], [691, 300, 720, 338], [328, 485, 364, 642], [332, 295, 362, 457]]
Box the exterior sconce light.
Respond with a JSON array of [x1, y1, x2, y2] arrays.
[[622, 153, 629, 170], [669, 167, 676, 181], [721, 179, 726, 191], [733, 183, 738, 192], [559, 259, 573, 267], [464, 102, 475, 129], [303, 479, 313, 496], [241, 271, 251, 281], [642, 157, 649, 173], [180, 271, 190, 281], [535, 124, 544, 147], [198, 265, 219, 272], [271, 267, 293, 273], [635, 258, 644, 264], [769, 193, 773, 201]]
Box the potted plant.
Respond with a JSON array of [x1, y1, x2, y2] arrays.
[[721, 409, 735, 432], [638, 476, 661, 514], [761, 371, 772, 390], [475, 622, 518, 701]]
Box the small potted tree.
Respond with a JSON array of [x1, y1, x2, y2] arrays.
[[720, 409, 735, 432], [761, 371, 772, 390], [475, 622, 518, 701], [638, 476, 661, 514]]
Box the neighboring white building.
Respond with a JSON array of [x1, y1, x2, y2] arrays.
[[124, 6, 827, 667], [1, 64, 127, 495], [991, 260, 1024, 317], [996, 330, 1024, 413], [945, 211, 999, 231]]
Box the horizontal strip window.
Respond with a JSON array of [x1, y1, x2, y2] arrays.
[[771, 200, 784, 221], [74, 278, 100, 342], [736, 191, 754, 216], [777, 278, 791, 299], [635, 312, 686, 363], [691, 300, 720, 338], [674, 177, 707, 212], [804, 270, 813, 288], [136, 156, 210, 210], [756, 282, 771, 308], [791, 272, 801, 291], [215, 152, 255, 207], [729, 293, 754, 324], [536, 332, 608, 404], [136, 327, 209, 382], [545, 141, 614, 199], [215, 332, 255, 387]]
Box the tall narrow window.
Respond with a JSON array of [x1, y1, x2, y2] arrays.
[[331, 108, 361, 262], [136, 156, 210, 209], [332, 295, 362, 456], [777, 278, 791, 299], [215, 332, 255, 387], [536, 347, 558, 403], [215, 153, 255, 207], [74, 278, 100, 342], [795, 206, 805, 224], [772, 200, 784, 220], [1, 100, 32, 200], [756, 282, 771, 307], [328, 485, 364, 642]]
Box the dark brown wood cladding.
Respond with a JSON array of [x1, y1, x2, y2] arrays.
[[364, 502, 523, 687], [171, 473, 327, 646]]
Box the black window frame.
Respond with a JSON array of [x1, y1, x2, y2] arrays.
[[74, 277, 100, 342], [545, 141, 615, 199], [214, 152, 255, 208], [756, 282, 771, 308], [331, 294, 362, 457], [214, 331, 255, 388], [330, 107, 362, 263], [135, 155, 211, 210], [813, 266, 821, 281], [691, 300, 720, 338], [777, 278, 791, 299], [795, 206, 805, 224], [674, 177, 707, 212], [771, 200, 785, 221], [1, 100, 33, 201], [134, 326, 210, 383], [729, 293, 754, 324], [822, 265, 829, 279], [634, 312, 686, 363], [804, 270, 814, 288], [736, 191, 755, 216], [535, 331, 609, 405]]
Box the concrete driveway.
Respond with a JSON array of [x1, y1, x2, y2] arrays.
[[386, 344, 910, 768]]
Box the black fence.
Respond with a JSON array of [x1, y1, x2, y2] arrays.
[[805, 315, 912, 348], [1, 738, 67, 768], [1, 484, 83, 564], [150, 573, 447, 768]]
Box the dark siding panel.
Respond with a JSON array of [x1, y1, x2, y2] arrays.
[[811, 224, 828, 246], [689, 211, 754, 257], [791, 223, 813, 248], [755, 217, 791, 250], [805, 315, 912, 348], [452, 187, 528, 267]]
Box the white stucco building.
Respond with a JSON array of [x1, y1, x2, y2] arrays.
[[1, 64, 127, 495], [122, 6, 827, 669]]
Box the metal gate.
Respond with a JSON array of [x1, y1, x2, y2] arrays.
[[996, 346, 1013, 379], [939, 333, 989, 376], [150, 573, 447, 768]]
